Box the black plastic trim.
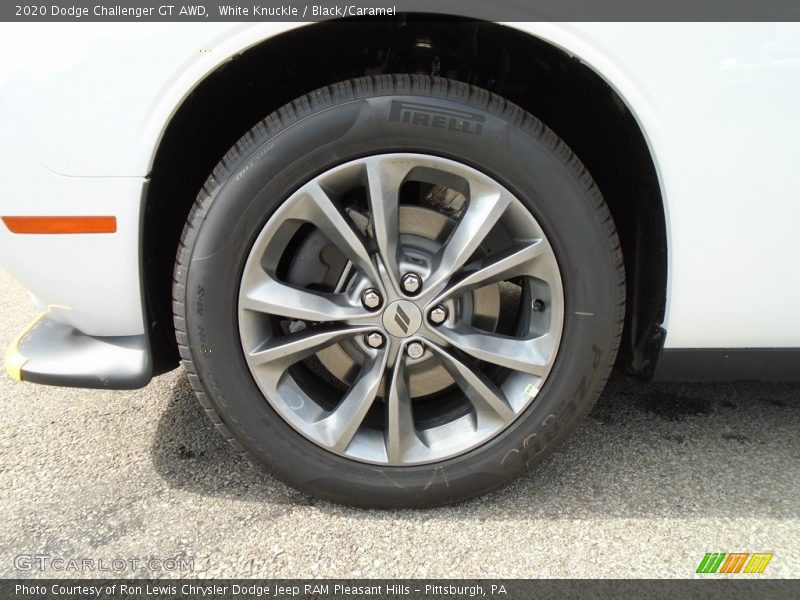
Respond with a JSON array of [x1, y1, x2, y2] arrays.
[[653, 348, 800, 382], [141, 176, 183, 376], [16, 316, 152, 390]]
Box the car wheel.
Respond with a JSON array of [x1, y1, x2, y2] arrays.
[[173, 75, 625, 507]]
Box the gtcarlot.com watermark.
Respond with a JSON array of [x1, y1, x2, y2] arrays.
[[14, 554, 193, 573]]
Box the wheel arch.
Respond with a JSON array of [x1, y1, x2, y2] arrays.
[[143, 17, 668, 378]]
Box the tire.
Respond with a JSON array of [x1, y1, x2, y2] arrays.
[[173, 75, 625, 508]]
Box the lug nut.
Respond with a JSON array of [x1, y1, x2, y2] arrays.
[[401, 272, 422, 295], [361, 288, 382, 310], [406, 341, 425, 359], [365, 332, 385, 349], [429, 305, 447, 325]]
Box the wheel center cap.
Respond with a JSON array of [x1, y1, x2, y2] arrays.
[[382, 300, 422, 338]]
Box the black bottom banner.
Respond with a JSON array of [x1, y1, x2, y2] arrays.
[[1, 579, 797, 600]]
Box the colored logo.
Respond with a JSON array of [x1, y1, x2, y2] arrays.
[[696, 552, 773, 574]]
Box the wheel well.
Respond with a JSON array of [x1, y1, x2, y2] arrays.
[[144, 16, 667, 377]]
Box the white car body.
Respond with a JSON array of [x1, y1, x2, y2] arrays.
[[1, 21, 799, 386]]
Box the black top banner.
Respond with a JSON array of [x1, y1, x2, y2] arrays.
[[3, 0, 800, 22]]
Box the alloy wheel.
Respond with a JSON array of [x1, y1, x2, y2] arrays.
[[238, 153, 564, 465]]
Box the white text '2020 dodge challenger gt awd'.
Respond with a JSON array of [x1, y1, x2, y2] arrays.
[[1, 19, 799, 506]]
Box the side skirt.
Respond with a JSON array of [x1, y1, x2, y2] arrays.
[[653, 348, 800, 382]]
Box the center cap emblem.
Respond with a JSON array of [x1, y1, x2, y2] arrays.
[[382, 300, 422, 338]]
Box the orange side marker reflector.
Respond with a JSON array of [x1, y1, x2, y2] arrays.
[[2, 216, 117, 234]]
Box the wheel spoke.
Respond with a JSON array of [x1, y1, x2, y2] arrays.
[[423, 187, 513, 295], [385, 354, 420, 463], [247, 325, 370, 370], [433, 239, 549, 304], [429, 344, 515, 424], [241, 271, 370, 322], [365, 157, 407, 292], [436, 325, 552, 377], [315, 350, 389, 451], [295, 182, 382, 285]]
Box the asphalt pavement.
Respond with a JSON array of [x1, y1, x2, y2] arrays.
[[0, 267, 797, 579]]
